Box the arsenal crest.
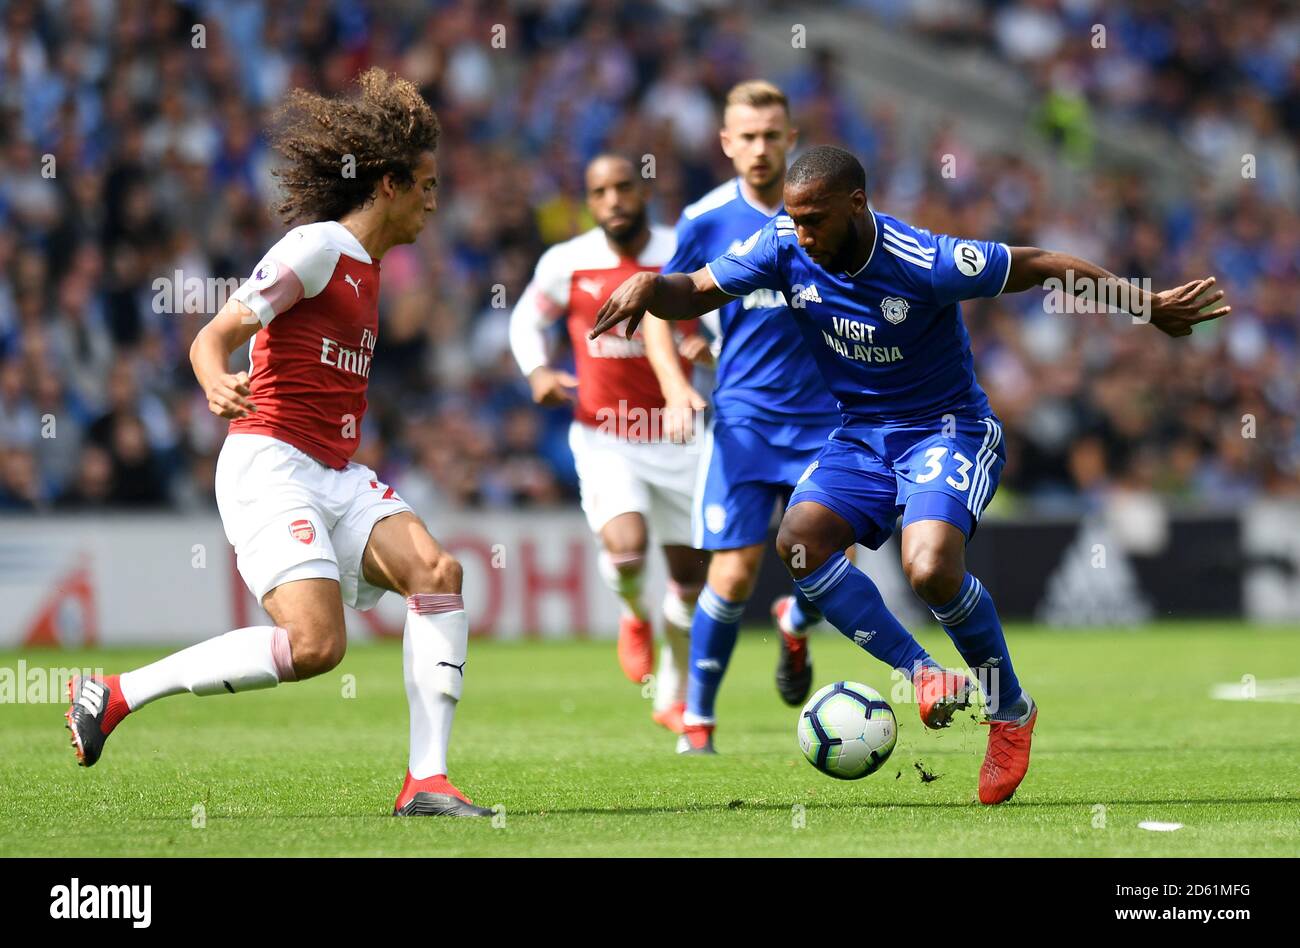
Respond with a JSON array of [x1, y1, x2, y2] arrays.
[[881, 296, 909, 325], [289, 519, 316, 544]]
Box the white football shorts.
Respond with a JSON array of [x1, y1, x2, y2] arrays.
[[567, 420, 699, 547], [215, 433, 413, 610]]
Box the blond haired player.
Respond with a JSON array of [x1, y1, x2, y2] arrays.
[[642, 81, 842, 754]]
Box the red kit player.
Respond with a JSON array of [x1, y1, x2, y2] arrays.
[[65, 70, 492, 817], [510, 155, 709, 734]]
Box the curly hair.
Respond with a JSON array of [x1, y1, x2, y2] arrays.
[[269, 67, 439, 224]]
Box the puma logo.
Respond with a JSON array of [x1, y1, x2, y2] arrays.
[[577, 277, 605, 299], [436, 661, 466, 676], [344, 274, 362, 297]]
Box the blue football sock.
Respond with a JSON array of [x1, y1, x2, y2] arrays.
[[684, 585, 745, 724], [930, 573, 1025, 720], [787, 587, 821, 635], [795, 553, 932, 676]]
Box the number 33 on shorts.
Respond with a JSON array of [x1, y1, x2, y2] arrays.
[[914, 446, 973, 491], [899, 415, 1005, 525]]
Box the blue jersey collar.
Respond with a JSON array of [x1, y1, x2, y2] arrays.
[[844, 208, 880, 279], [736, 176, 784, 218]]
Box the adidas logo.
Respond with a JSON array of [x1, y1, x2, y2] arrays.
[[852, 629, 876, 647], [78, 681, 105, 715], [797, 283, 822, 304], [695, 658, 723, 672]]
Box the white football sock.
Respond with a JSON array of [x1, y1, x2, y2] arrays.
[[405, 594, 468, 780], [597, 550, 647, 620], [655, 582, 698, 710], [118, 625, 297, 710]]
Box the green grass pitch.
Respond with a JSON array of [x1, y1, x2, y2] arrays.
[[3, 622, 1298, 857]]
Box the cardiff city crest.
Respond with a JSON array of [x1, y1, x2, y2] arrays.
[[881, 296, 909, 325]]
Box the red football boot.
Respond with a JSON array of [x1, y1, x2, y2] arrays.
[[652, 701, 686, 734], [617, 615, 654, 683], [978, 700, 1038, 805], [65, 674, 131, 767], [393, 771, 493, 817], [772, 596, 814, 706], [675, 722, 716, 755], [911, 664, 976, 730]]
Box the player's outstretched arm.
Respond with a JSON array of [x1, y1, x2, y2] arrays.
[[190, 299, 262, 419], [1004, 246, 1230, 337], [589, 268, 729, 340]]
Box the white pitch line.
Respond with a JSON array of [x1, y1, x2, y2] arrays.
[[1209, 677, 1300, 703], [1138, 821, 1184, 832]]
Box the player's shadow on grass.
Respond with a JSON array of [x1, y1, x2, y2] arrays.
[[114, 793, 1300, 822], [504, 795, 1300, 816]]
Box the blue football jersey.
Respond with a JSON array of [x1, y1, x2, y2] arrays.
[[665, 178, 840, 427], [705, 210, 1010, 425]]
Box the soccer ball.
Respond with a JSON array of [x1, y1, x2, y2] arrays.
[[797, 681, 897, 780]]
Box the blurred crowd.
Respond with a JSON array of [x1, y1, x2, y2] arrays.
[[0, 0, 1296, 517], [896, 0, 1300, 196]]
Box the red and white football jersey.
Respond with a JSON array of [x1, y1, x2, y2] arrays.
[[509, 224, 696, 437], [227, 221, 379, 469]]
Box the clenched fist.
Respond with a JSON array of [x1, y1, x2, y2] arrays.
[[206, 371, 258, 419], [528, 366, 579, 407]]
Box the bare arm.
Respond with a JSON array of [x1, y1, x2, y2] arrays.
[[643, 315, 694, 397], [643, 315, 707, 443], [590, 268, 730, 340], [190, 299, 261, 418], [1004, 246, 1230, 337]]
